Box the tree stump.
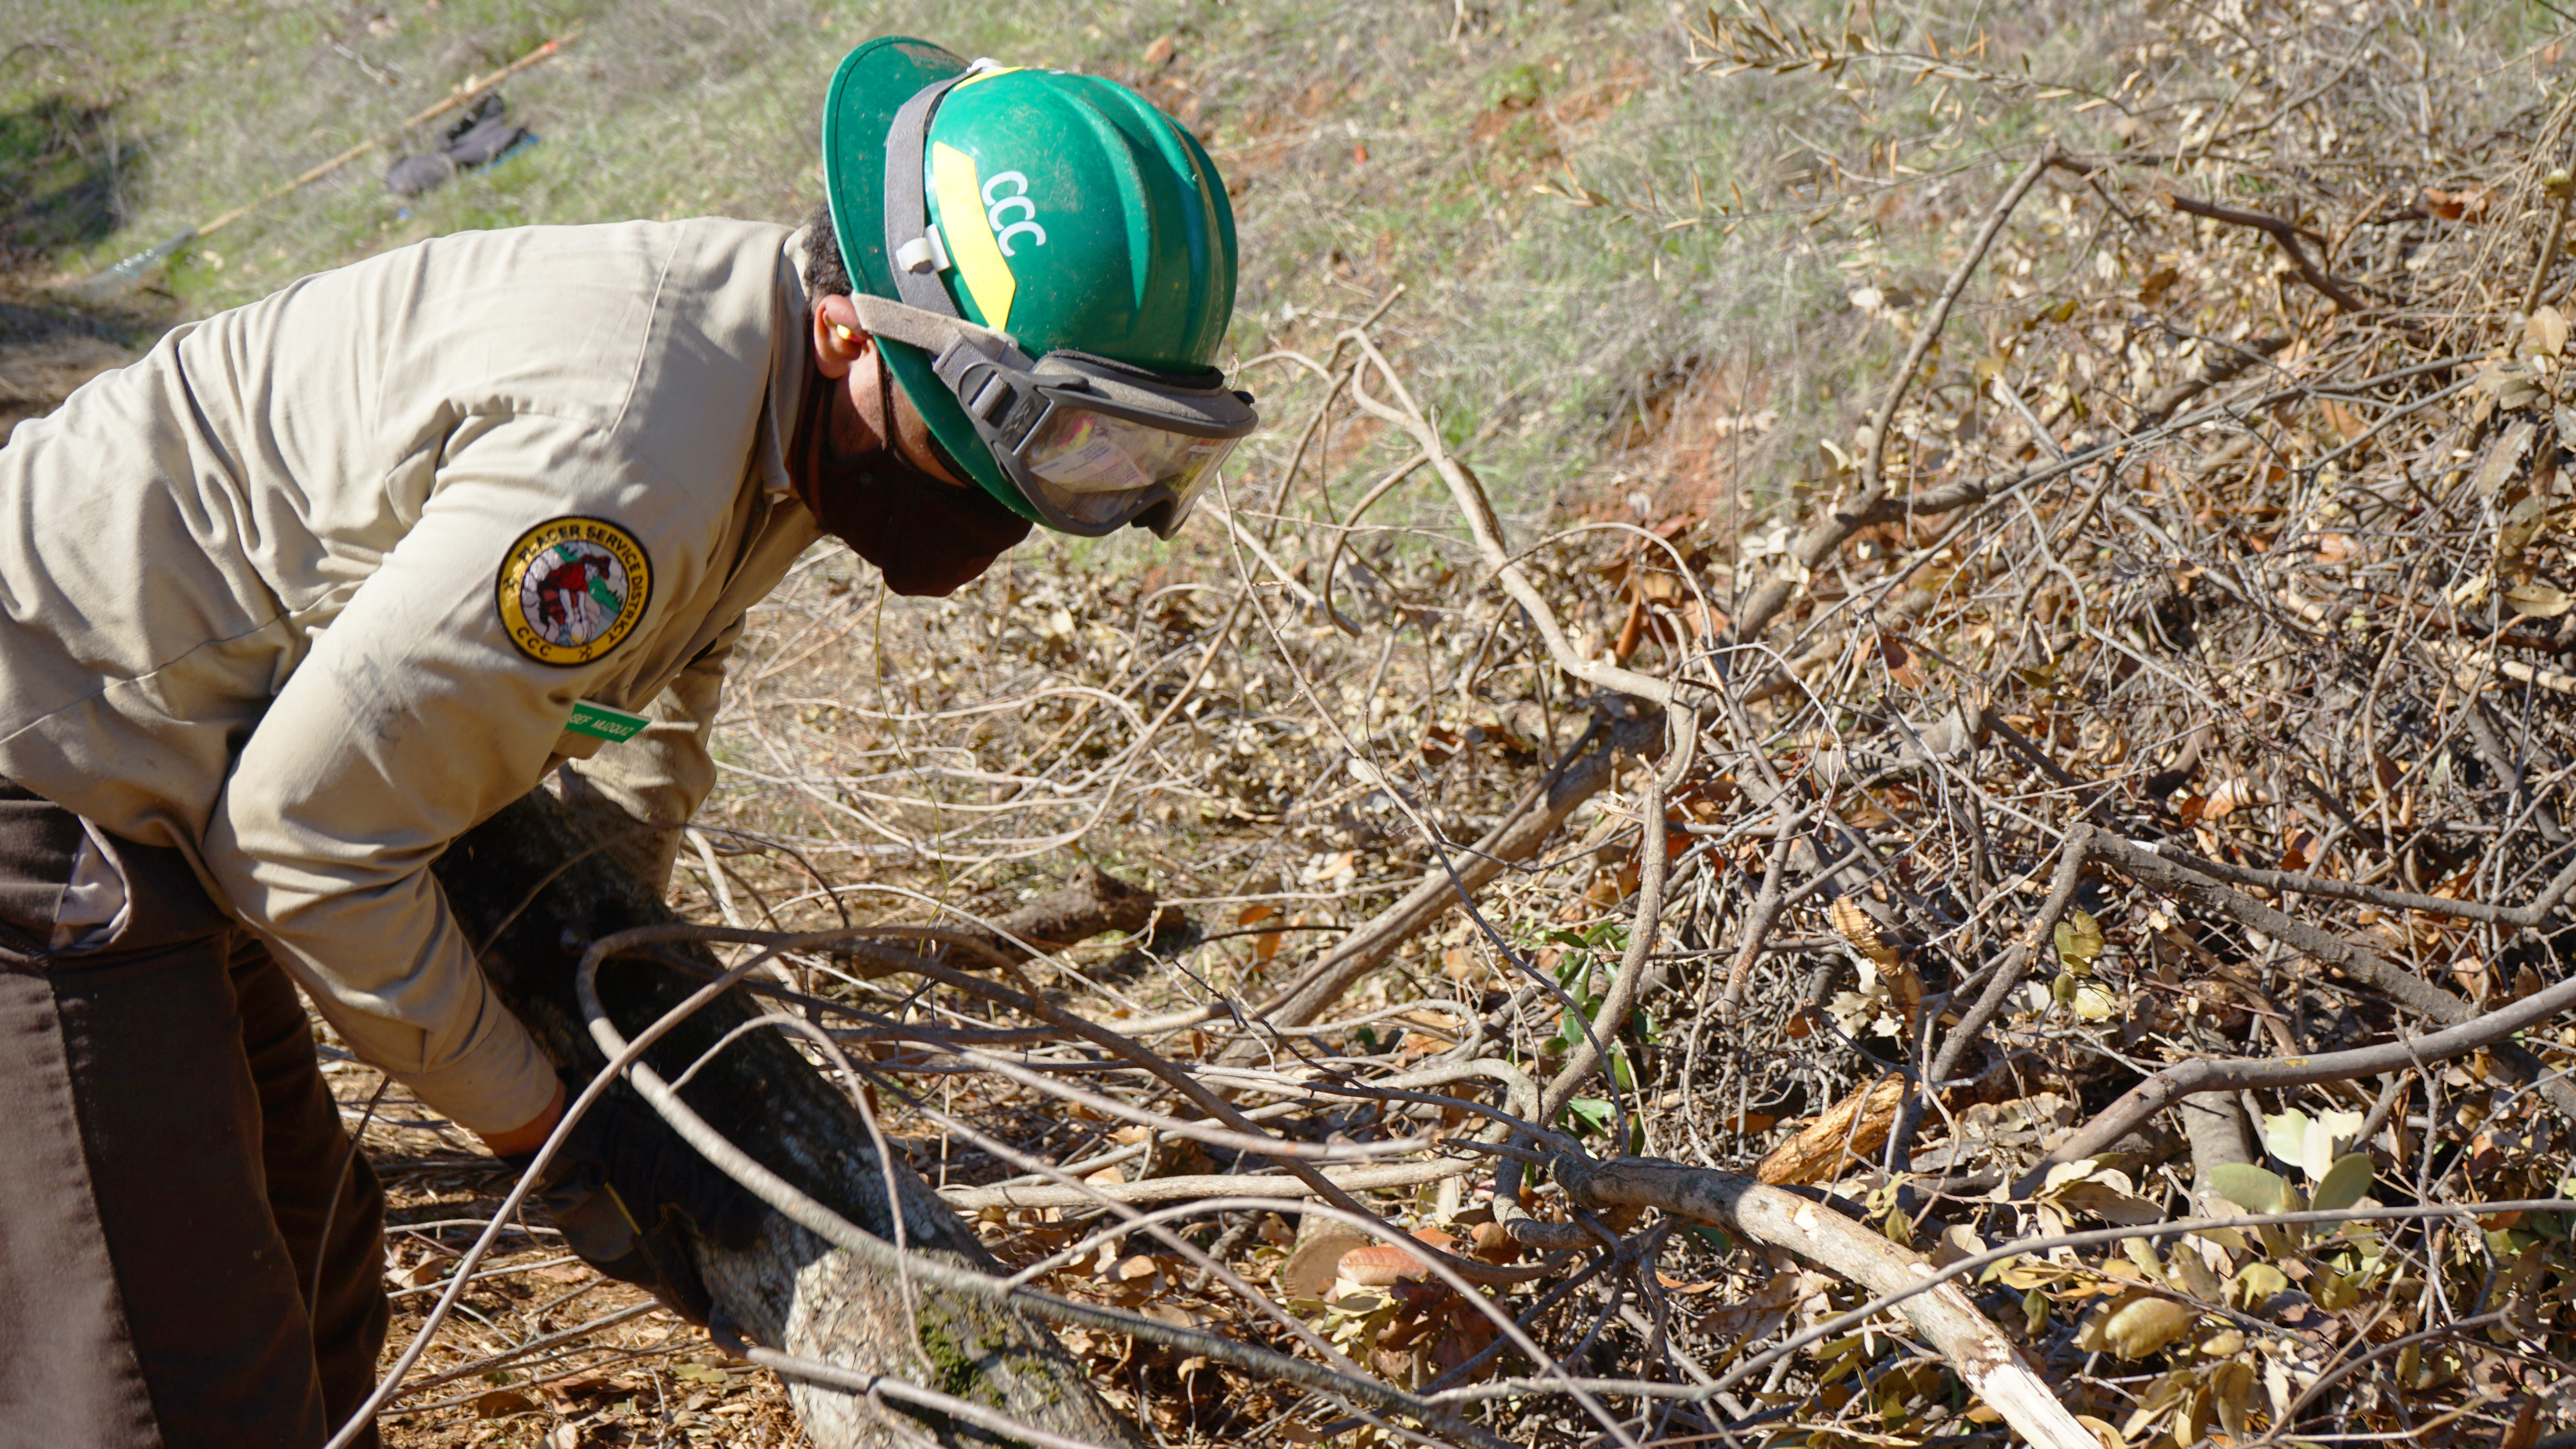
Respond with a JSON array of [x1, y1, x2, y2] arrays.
[[434, 789, 1144, 1449]]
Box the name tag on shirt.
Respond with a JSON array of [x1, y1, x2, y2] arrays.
[[565, 699, 650, 743]]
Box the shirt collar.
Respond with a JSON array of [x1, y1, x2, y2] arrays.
[[756, 226, 820, 499]]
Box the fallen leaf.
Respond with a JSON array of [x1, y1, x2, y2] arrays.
[[2230, 1260, 2289, 1308], [2497, 1395, 2544, 1449], [1337, 1243, 1432, 1288], [2208, 1162, 2297, 1215], [1278, 1230, 1369, 1301], [2200, 775, 2257, 819], [2054, 908, 2106, 970], [2506, 582, 2574, 618], [2528, 306, 2570, 360], [1879, 634, 1928, 690], [2475, 362, 2543, 413], [1829, 897, 1901, 967], [1237, 902, 1288, 963], [2425, 185, 2491, 221], [2081, 1294, 2196, 1359], [1469, 1221, 1525, 1264], [2077, 1413, 2128, 1449]]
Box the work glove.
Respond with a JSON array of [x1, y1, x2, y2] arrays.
[[384, 94, 535, 198], [503, 1078, 766, 1324]]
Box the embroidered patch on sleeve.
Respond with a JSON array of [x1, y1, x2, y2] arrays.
[[496, 516, 653, 667]]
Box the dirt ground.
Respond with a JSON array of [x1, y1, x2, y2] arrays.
[[322, 1048, 810, 1448]]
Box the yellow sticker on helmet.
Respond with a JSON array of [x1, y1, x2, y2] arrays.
[[930, 141, 1018, 333]]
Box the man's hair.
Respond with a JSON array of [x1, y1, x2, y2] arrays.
[[803, 200, 852, 300]]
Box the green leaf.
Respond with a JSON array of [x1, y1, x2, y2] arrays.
[[2208, 1162, 2298, 1216], [1562, 1097, 1615, 1137], [2309, 1152, 2376, 1215]]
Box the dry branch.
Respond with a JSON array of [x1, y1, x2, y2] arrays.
[[959, 863, 1166, 961], [1550, 1154, 2095, 1449], [1252, 707, 1667, 1033], [2166, 191, 2368, 311], [2029, 965, 2576, 1181], [2083, 829, 2576, 1119]]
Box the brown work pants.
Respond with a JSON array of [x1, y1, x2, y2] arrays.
[[0, 784, 389, 1448]]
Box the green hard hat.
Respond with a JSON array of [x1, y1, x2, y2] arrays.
[[818, 38, 1241, 526]]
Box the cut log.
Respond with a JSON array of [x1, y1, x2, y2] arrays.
[[434, 789, 1143, 1449]]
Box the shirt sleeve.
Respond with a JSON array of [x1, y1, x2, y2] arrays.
[[203, 413, 717, 1135], [551, 614, 742, 890]]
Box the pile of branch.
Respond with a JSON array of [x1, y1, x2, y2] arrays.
[[360, 4, 2576, 1446]]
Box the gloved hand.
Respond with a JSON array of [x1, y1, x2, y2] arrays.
[[503, 1079, 765, 1323]]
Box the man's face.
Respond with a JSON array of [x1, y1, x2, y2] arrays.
[[809, 293, 965, 486]]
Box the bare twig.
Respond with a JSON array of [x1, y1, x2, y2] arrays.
[[2166, 191, 2369, 311]]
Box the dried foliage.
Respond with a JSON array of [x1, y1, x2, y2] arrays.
[[337, 2, 2576, 1445]]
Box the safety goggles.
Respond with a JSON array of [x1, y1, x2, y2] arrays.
[[864, 69, 1258, 538]]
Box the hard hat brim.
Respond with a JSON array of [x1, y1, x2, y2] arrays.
[[819, 37, 1041, 525]]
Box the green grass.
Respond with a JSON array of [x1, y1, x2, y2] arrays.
[[0, 0, 2236, 538]]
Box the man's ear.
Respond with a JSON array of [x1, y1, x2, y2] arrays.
[[811, 294, 868, 381]]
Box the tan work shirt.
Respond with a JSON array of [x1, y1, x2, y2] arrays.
[[0, 219, 825, 1132]]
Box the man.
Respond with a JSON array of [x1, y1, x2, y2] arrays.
[[0, 36, 1251, 1449]]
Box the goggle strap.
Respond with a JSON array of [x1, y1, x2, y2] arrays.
[[847, 292, 1019, 360]]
